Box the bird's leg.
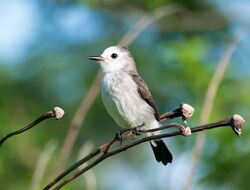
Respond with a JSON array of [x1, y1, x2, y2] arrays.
[[114, 129, 133, 145], [114, 131, 124, 145]]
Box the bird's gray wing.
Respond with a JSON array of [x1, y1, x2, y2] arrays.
[[130, 72, 160, 121]]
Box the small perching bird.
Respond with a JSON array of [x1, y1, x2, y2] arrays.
[[88, 46, 172, 165]]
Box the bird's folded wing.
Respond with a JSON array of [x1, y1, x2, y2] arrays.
[[130, 72, 160, 121]]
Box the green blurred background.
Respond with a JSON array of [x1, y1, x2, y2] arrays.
[[0, 0, 249, 190]]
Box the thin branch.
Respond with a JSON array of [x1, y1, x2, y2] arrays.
[[44, 149, 101, 190], [50, 114, 244, 190], [0, 107, 64, 147], [55, 3, 184, 172], [44, 107, 244, 190], [44, 104, 193, 190], [160, 103, 194, 122], [77, 141, 97, 190], [182, 24, 250, 190]]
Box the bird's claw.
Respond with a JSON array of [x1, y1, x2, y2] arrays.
[[115, 123, 144, 144], [115, 131, 124, 145], [132, 127, 141, 136], [132, 123, 144, 136]]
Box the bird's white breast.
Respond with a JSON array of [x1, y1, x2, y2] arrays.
[[101, 71, 156, 129]]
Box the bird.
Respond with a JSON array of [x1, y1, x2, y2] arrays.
[[88, 46, 173, 165]]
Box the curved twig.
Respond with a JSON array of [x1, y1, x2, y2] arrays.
[[43, 111, 244, 190], [0, 107, 64, 147], [44, 103, 192, 189], [50, 114, 244, 190]]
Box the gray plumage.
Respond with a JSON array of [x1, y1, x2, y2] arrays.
[[130, 72, 160, 121], [89, 46, 172, 165]]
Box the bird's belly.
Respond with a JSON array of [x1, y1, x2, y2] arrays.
[[102, 73, 155, 129]]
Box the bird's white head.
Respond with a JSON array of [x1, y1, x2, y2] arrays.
[[88, 46, 136, 73]]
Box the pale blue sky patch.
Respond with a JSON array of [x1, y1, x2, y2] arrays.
[[55, 5, 106, 44], [0, 1, 106, 64], [211, 0, 250, 23], [0, 0, 39, 63]]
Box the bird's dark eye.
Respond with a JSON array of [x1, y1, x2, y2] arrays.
[[111, 53, 118, 59]]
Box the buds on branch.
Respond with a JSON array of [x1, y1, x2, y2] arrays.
[[0, 107, 65, 147], [43, 103, 245, 190]]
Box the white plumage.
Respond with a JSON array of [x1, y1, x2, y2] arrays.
[[102, 71, 159, 131], [88, 46, 173, 165]]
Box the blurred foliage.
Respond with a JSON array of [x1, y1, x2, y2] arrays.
[[0, 0, 249, 190]]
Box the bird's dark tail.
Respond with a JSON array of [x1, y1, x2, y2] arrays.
[[150, 139, 173, 165]]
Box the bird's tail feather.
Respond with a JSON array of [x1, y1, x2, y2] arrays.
[[150, 139, 173, 165]]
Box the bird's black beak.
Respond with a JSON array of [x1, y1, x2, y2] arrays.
[[88, 56, 104, 61]]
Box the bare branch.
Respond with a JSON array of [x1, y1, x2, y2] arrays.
[[44, 149, 101, 190], [160, 103, 194, 122], [44, 103, 191, 190], [77, 141, 97, 190], [48, 114, 244, 190], [43, 102, 244, 190], [0, 107, 64, 147]]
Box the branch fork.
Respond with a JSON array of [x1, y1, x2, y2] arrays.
[[43, 103, 245, 190]]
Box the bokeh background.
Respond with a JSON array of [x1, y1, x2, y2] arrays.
[[0, 0, 250, 190]]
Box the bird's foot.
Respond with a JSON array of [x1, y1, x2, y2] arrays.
[[132, 123, 144, 136], [132, 128, 141, 136], [115, 131, 125, 145], [115, 128, 133, 145]]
